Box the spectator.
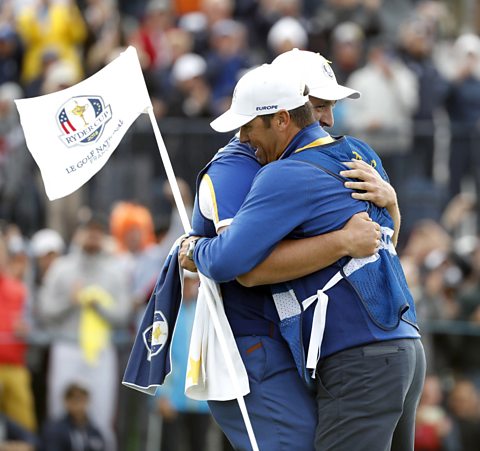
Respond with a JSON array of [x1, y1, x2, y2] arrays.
[[28, 228, 65, 428], [178, 0, 235, 57], [109, 201, 158, 319], [39, 215, 130, 451], [0, 410, 38, 451], [206, 19, 250, 115], [328, 21, 366, 133], [133, 0, 175, 71], [415, 374, 455, 451], [329, 21, 366, 86], [0, 233, 36, 433], [4, 228, 30, 284], [40, 382, 105, 451], [309, 0, 384, 54], [168, 52, 213, 117], [83, 0, 122, 76], [0, 23, 23, 86], [251, 0, 308, 56], [15, 0, 87, 86], [398, 17, 449, 180], [266, 17, 308, 61], [447, 379, 480, 451], [456, 240, 480, 388], [418, 249, 464, 372], [445, 33, 480, 225], [150, 27, 196, 118], [0, 82, 43, 236], [109, 201, 159, 451], [23, 48, 60, 98], [343, 37, 418, 191]]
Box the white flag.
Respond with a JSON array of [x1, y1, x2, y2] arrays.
[[15, 46, 152, 200]]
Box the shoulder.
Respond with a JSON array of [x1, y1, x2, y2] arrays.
[[207, 140, 259, 176], [214, 137, 256, 163], [255, 159, 327, 189], [343, 135, 388, 179], [344, 135, 380, 160]]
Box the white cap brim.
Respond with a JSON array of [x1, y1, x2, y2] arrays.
[[309, 84, 360, 101], [210, 109, 255, 133]]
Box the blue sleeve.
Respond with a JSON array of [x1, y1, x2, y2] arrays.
[[206, 153, 260, 222], [193, 160, 365, 282], [194, 162, 313, 281]]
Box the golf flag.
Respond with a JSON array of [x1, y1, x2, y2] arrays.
[[15, 46, 152, 200]]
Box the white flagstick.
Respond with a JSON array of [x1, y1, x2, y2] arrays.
[[147, 107, 260, 451]]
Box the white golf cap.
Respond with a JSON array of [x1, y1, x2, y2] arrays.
[[172, 53, 206, 83], [30, 228, 65, 257], [272, 48, 360, 101], [210, 63, 309, 133]]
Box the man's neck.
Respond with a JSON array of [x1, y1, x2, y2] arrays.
[[275, 125, 302, 161], [280, 122, 326, 160]]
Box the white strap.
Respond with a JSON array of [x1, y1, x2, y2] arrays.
[[302, 271, 343, 378]]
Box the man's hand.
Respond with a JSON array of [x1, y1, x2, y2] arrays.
[[340, 159, 397, 209], [156, 397, 178, 421], [178, 236, 200, 272], [340, 212, 382, 258]]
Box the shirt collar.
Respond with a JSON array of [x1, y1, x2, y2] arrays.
[[280, 123, 330, 160]]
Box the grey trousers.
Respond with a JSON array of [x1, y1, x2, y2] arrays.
[[314, 338, 426, 451]]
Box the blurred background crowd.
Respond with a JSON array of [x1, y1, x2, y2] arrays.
[[1, 0, 480, 450]]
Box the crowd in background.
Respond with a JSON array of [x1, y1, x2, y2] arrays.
[[1, 0, 480, 450]]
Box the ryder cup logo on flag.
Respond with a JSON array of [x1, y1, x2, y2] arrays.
[[143, 310, 169, 361], [57, 96, 112, 147], [15, 46, 152, 200]]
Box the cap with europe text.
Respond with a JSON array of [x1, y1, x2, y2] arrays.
[[210, 63, 309, 133]]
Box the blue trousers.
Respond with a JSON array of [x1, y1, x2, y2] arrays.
[[209, 336, 317, 451], [315, 338, 426, 451]]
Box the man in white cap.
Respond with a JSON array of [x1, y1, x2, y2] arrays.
[[180, 59, 425, 451]]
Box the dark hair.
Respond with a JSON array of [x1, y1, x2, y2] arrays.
[[259, 113, 275, 127], [289, 102, 315, 128], [64, 383, 89, 400]]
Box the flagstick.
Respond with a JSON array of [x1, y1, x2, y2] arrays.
[[147, 108, 260, 451]]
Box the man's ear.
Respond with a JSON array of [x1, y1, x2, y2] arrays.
[[275, 110, 290, 130]]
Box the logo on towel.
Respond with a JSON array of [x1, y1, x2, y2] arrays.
[[142, 310, 169, 359]]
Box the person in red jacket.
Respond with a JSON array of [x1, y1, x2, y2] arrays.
[[0, 232, 36, 432]]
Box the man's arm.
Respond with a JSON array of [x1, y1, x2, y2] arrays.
[[236, 212, 380, 286], [340, 159, 401, 246], [183, 162, 366, 282], [180, 159, 392, 282], [179, 211, 381, 279]]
